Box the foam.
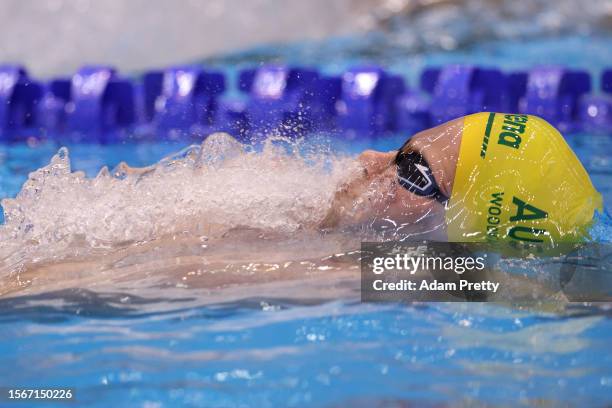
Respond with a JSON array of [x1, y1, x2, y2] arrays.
[[0, 133, 360, 259]]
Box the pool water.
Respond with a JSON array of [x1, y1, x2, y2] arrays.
[[1, 34, 612, 407]]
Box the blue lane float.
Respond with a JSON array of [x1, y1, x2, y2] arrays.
[[429, 65, 507, 124], [146, 66, 225, 138], [335, 66, 406, 137], [521, 67, 591, 132], [578, 70, 612, 132], [37, 77, 71, 131], [579, 94, 612, 132], [241, 65, 322, 137], [603, 69, 612, 94], [64, 66, 136, 142], [395, 91, 431, 135], [0, 63, 611, 143], [0, 65, 43, 142]]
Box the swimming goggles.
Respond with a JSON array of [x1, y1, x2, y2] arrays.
[[394, 142, 448, 203]]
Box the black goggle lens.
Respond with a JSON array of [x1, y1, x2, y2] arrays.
[[394, 149, 447, 202]]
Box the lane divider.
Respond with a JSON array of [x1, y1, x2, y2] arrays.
[[0, 63, 610, 143]]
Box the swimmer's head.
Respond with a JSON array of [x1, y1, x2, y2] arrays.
[[445, 113, 603, 244], [320, 118, 465, 233], [319, 148, 447, 234], [324, 113, 602, 244]]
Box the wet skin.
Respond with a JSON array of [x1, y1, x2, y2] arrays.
[[321, 117, 464, 231]]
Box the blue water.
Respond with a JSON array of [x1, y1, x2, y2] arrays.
[[1, 34, 612, 407], [1, 297, 610, 407]]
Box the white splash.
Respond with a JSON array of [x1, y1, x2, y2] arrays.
[[0, 133, 359, 258]]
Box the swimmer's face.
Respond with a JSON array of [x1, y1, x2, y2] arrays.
[[321, 117, 464, 230]]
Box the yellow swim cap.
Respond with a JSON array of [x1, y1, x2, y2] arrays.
[[446, 112, 603, 244]]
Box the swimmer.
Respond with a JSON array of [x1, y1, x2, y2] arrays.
[[322, 112, 603, 244]]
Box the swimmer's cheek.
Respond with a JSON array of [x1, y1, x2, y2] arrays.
[[319, 197, 369, 229], [318, 185, 358, 229], [320, 168, 377, 228], [320, 184, 439, 230], [319, 207, 340, 229]]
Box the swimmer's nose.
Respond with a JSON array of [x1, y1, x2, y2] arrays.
[[357, 150, 396, 177]]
